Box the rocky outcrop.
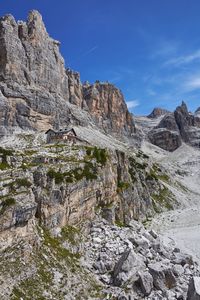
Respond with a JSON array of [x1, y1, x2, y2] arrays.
[[147, 102, 200, 151], [0, 11, 69, 97], [157, 113, 179, 131], [174, 101, 192, 143], [82, 82, 135, 136], [0, 10, 135, 138], [148, 113, 182, 151], [148, 107, 170, 119], [148, 128, 182, 152], [195, 107, 200, 116], [187, 277, 200, 300]]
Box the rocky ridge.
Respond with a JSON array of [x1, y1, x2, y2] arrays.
[[136, 102, 200, 151]]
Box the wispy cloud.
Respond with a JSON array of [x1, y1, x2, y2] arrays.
[[82, 46, 98, 57], [183, 74, 200, 91], [151, 40, 179, 59], [147, 88, 157, 96], [164, 49, 200, 67], [126, 100, 139, 109], [69, 45, 98, 65]]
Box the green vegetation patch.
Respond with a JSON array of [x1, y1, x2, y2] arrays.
[[146, 168, 159, 181], [5, 178, 32, 191], [157, 174, 170, 183], [0, 147, 14, 157], [47, 169, 65, 184], [24, 149, 38, 156], [42, 228, 81, 261], [85, 146, 108, 166], [152, 187, 174, 211], [0, 197, 16, 214], [115, 218, 126, 228], [15, 178, 32, 187], [0, 162, 10, 170], [0, 147, 14, 170], [128, 156, 148, 171], [47, 161, 98, 184], [128, 156, 148, 184], [61, 225, 81, 245], [136, 150, 149, 159], [117, 181, 130, 193]]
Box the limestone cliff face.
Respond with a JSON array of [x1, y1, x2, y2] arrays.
[[0, 144, 174, 249], [0, 10, 135, 138], [82, 82, 135, 136], [0, 11, 68, 97]]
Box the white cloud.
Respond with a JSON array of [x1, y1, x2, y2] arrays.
[[184, 76, 200, 91], [126, 100, 139, 109], [164, 49, 200, 67], [147, 88, 157, 96], [152, 40, 178, 59]]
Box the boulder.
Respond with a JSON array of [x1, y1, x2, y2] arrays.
[[172, 253, 193, 266], [187, 277, 200, 300], [138, 271, 153, 296], [148, 261, 177, 291], [112, 249, 145, 286]]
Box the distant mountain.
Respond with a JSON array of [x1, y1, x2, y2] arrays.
[[147, 107, 170, 119], [136, 101, 200, 151]]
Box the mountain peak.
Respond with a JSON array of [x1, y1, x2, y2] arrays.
[[147, 107, 170, 119]]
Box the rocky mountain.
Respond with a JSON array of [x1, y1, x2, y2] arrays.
[[0, 9, 200, 300], [136, 102, 200, 151], [0, 10, 135, 138], [147, 107, 170, 119]]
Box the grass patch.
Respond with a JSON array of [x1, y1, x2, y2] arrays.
[[146, 169, 159, 181], [128, 156, 148, 171], [152, 187, 173, 211], [0, 147, 14, 156], [0, 162, 10, 170], [0, 197, 16, 214], [24, 149, 38, 156], [5, 178, 32, 191], [61, 225, 80, 245], [115, 219, 126, 228], [47, 169, 65, 184], [136, 150, 149, 159], [117, 181, 130, 193], [42, 228, 81, 261], [15, 178, 32, 188], [47, 162, 98, 184], [85, 146, 108, 166], [157, 174, 170, 183]]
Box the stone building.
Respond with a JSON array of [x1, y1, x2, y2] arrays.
[[45, 128, 88, 145]]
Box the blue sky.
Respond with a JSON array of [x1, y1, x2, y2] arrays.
[[1, 0, 200, 115]]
